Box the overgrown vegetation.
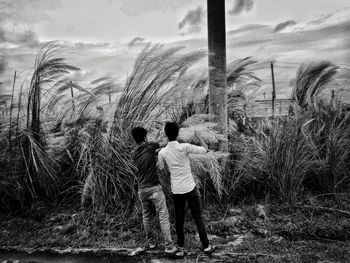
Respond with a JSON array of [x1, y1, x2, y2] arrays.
[[0, 43, 349, 222]]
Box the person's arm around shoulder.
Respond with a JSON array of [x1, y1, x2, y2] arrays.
[[152, 139, 168, 154], [158, 139, 168, 148], [149, 139, 167, 150]]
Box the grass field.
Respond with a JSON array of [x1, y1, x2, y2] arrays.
[[0, 41, 350, 262]]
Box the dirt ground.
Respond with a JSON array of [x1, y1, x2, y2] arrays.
[[1, 198, 350, 262]]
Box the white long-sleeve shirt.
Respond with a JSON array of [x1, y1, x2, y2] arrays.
[[158, 141, 207, 194]]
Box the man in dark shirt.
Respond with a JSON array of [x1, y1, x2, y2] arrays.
[[131, 127, 182, 257]]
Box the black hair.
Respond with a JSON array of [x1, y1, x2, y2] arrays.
[[131, 127, 147, 143], [164, 122, 179, 141]]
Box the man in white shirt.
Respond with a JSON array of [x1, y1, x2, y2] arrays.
[[158, 122, 214, 255]]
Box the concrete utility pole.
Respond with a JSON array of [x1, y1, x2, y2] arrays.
[[207, 0, 227, 146]]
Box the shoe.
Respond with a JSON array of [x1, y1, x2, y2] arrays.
[[143, 242, 157, 250], [203, 244, 215, 255], [177, 246, 184, 253], [165, 246, 184, 258]]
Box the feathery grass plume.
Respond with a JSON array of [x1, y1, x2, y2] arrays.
[[0, 42, 79, 210], [179, 114, 236, 147], [112, 43, 206, 134], [175, 114, 229, 199], [74, 44, 206, 213], [182, 114, 212, 126], [27, 41, 79, 144], [227, 57, 260, 117], [292, 61, 338, 109], [178, 123, 226, 146], [189, 151, 229, 198], [169, 57, 260, 125], [24, 41, 78, 200], [70, 77, 121, 123], [226, 57, 261, 88], [186, 56, 261, 94], [46, 76, 113, 130]]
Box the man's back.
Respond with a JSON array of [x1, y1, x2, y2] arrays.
[[133, 142, 160, 189], [158, 141, 206, 194]]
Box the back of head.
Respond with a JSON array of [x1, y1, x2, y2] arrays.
[[164, 122, 179, 141], [131, 127, 147, 144]]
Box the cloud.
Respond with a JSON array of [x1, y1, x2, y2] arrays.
[[0, 0, 62, 23], [0, 56, 8, 76], [128, 37, 146, 47], [273, 20, 297, 33], [72, 42, 111, 50], [0, 27, 5, 42], [228, 24, 270, 35], [120, 0, 170, 16], [0, 0, 62, 48], [68, 69, 96, 82], [229, 0, 255, 15], [178, 6, 205, 34], [118, 0, 196, 16], [308, 14, 333, 25], [0, 23, 40, 47]]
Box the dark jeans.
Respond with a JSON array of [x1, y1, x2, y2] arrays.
[[172, 187, 209, 248]]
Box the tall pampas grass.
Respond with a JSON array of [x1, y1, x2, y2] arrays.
[[231, 116, 318, 205], [0, 41, 79, 210], [190, 151, 229, 198], [74, 44, 207, 212], [292, 61, 338, 109], [302, 102, 350, 193]]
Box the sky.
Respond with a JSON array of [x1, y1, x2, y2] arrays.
[[0, 0, 350, 99]]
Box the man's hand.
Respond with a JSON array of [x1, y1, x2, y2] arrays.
[[194, 130, 209, 152]]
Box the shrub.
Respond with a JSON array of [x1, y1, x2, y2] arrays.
[[303, 102, 350, 193], [230, 116, 318, 205]]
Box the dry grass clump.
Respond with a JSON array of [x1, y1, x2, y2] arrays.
[[0, 42, 79, 210], [152, 114, 230, 201], [302, 102, 350, 193], [265, 117, 318, 205], [230, 116, 319, 205], [178, 123, 226, 146], [72, 123, 137, 213], [182, 114, 212, 127], [178, 114, 228, 149], [229, 97, 350, 205], [173, 114, 230, 200], [190, 151, 229, 198]]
